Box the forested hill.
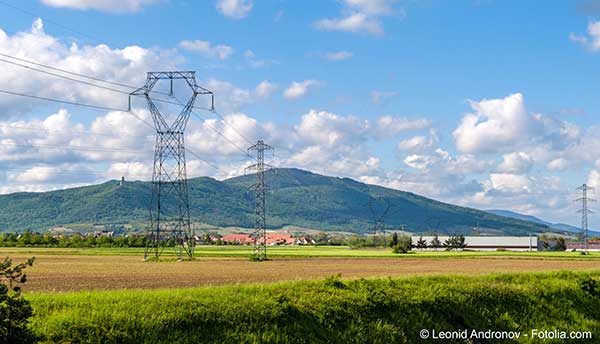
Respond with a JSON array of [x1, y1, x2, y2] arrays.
[[0, 168, 548, 234]]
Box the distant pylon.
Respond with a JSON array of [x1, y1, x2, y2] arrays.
[[131, 71, 213, 260], [368, 197, 392, 245], [245, 140, 273, 261], [576, 184, 595, 253]]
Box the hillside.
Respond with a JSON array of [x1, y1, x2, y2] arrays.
[[487, 209, 600, 236], [0, 168, 548, 234]]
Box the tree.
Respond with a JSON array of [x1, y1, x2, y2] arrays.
[[416, 236, 427, 249], [390, 232, 399, 247], [0, 256, 35, 344], [430, 235, 441, 250], [555, 237, 566, 251]]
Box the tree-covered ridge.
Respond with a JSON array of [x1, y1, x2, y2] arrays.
[[0, 168, 548, 234]]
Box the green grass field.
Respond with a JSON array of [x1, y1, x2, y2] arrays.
[[1, 245, 599, 259], [27, 270, 600, 343]]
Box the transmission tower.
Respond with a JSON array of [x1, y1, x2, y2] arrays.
[[576, 184, 595, 253], [131, 71, 214, 260], [368, 197, 392, 245], [245, 140, 273, 261]]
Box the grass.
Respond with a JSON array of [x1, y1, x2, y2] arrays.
[[27, 270, 600, 343], [2, 245, 600, 259]]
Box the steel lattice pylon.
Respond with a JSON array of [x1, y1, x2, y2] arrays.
[[131, 71, 213, 260], [576, 184, 595, 253], [245, 140, 273, 261]]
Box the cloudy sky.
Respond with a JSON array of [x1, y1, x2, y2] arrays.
[[0, 0, 599, 226]]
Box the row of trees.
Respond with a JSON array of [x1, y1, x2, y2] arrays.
[[390, 234, 467, 253], [0, 232, 149, 248]]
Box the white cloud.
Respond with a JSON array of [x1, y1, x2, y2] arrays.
[[0, 19, 178, 115], [497, 152, 533, 174], [254, 80, 277, 98], [107, 162, 149, 180], [396, 130, 439, 153], [588, 169, 600, 189], [315, 13, 384, 36], [41, 0, 161, 13], [314, 0, 402, 36], [294, 110, 369, 147], [216, 0, 253, 19], [179, 40, 234, 60], [283, 80, 320, 99], [325, 51, 353, 61], [453, 93, 541, 154], [569, 21, 600, 51], [547, 158, 568, 171], [489, 173, 532, 193], [374, 116, 431, 137]]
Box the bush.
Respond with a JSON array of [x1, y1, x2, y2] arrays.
[[392, 236, 412, 254], [0, 257, 35, 344]]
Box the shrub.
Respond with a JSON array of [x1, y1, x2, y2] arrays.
[[392, 236, 412, 254], [0, 257, 35, 344]]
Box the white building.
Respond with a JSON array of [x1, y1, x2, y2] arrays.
[[411, 236, 537, 251]]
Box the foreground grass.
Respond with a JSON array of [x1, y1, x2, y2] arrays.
[[2, 245, 600, 259], [28, 271, 600, 343]]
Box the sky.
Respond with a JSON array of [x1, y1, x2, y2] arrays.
[[0, 0, 599, 226]]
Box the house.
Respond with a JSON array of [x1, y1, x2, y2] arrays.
[[221, 234, 254, 245], [264, 233, 294, 246], [295, 237, 316, 245]]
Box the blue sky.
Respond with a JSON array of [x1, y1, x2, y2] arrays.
[[0, 0, 599, 226]]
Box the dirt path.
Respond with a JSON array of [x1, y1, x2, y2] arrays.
[[10, 254, 600, 292]]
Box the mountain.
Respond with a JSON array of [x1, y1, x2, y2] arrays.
[[0, 168, 549, 235], [486, 209, 600, 236]]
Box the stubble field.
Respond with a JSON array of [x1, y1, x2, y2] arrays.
[[3, 246, 600, 292]]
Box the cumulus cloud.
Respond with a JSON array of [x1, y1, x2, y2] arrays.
[[396, 129, 439, 153], [283, 80, 320, 99], [216, 0, 253, 19], [453, 93, 542, 154], [41, 0, 161, 13], [488, 173, 532, 193], [497, 152, 533, 174], [0, 19, 177, 115], [569, 21, 600, 51], [179, 40, 234, 60]]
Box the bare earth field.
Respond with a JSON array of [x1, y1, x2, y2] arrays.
[[8, 253, 600, 292]]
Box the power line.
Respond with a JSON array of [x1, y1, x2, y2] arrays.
[[210, 108, 254, 145], [2, 141, 147, 155], [0, 122, 152, 139], [0, 57, 130, 95], [0, 52, 258, 156], [0, 89, 128, 112], [0, 52, 255, 147], [0, 52, 135, 90]]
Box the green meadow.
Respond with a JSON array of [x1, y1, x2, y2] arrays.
[[2, 245, 600, 259], [28, 271, 600, 343]]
